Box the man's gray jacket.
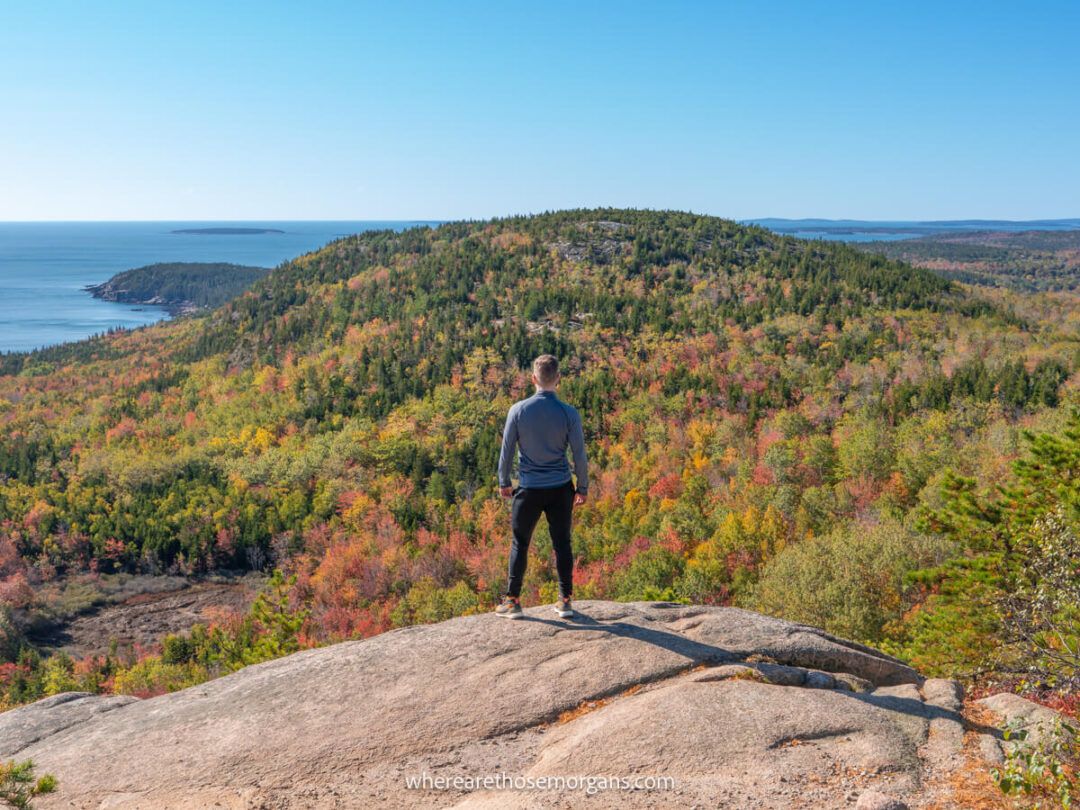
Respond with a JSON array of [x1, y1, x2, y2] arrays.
[[498, 390, 588, 493]]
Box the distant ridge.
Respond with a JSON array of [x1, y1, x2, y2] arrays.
[[749, 217, 1080, 237], [750, 217, 1080, 228]]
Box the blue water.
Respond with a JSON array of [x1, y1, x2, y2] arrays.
[[0, 221, 435, 353], [780, 231, 920, 243]]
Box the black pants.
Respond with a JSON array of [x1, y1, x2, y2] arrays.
[[507, 481, 575, 599]]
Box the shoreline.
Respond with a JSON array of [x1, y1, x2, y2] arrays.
[[82, 281, 198, 316]]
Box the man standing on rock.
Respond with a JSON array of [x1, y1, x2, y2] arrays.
[[496, 355, 588, 620]]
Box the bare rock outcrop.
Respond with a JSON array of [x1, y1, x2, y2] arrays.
[[977, 691, 1073, 758], [0, 601, 1009, 808]]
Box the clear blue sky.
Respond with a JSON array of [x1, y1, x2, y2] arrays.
[[2, 1, 1077, 221]]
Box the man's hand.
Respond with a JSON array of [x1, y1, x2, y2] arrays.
[[574, 491, 587, 506], [500, 486, 514, 499]]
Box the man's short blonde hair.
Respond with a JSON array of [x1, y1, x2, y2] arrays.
[[532, 355, 560, 386]]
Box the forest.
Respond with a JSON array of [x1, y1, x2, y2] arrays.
[[861, 229, 1080, 292], [1, 209, 1078, 718], [83, 262, 271, 313]]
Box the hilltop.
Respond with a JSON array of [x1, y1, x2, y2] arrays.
[[1, 601, 1059, 809]]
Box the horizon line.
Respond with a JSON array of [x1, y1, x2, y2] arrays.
[[2, 215, 1079, 225]]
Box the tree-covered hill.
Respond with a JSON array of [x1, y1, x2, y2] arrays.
[[84, 262, 270, 314], [1, 209, 1078, 706]]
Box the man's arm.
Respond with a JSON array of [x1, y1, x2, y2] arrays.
[[569, 408, 588, 498], [497, 407, 518, 494]]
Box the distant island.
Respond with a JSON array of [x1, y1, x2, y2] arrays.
[[171, 227, 285, 235], [84, 262, 271, 314]]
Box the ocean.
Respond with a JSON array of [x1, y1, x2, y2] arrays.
[[0, 221, 435, 353]]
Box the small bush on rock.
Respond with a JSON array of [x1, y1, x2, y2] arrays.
[[0, 760, 57, 809]]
